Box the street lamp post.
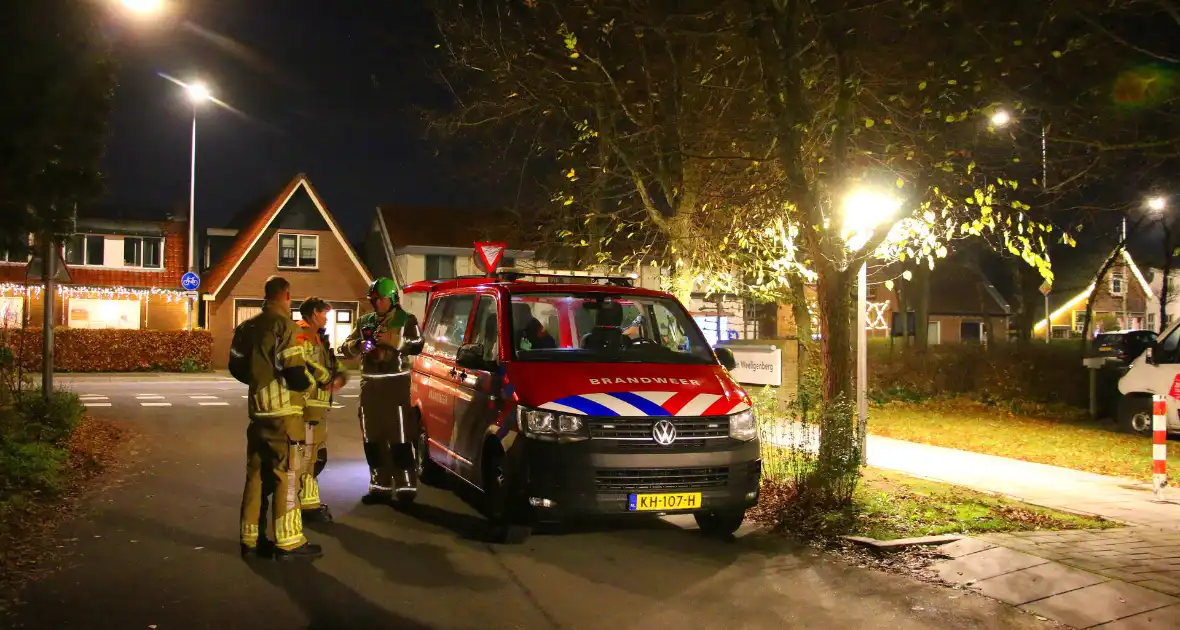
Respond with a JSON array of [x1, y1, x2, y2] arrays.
[[182, 81, 209, 331], [843, 188, 903, 464]]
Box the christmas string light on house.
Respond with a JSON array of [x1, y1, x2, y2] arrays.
[[0, 282, 190, 303]]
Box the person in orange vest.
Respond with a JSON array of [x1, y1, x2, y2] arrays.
[[295, 297, 346, 523]]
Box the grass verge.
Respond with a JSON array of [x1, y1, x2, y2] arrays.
[[869, 397, 1179, 482], [751, 446, 1113, 541]]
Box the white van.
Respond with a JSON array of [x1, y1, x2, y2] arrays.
[[1117, 318, 1180, 435]]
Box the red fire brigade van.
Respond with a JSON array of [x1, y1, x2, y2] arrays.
[[402, 271, 761, 543]]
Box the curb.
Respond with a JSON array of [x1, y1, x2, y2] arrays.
[[842, 534, 963, 551]]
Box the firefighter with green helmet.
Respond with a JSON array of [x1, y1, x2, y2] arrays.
[[339, 276, 423, 503]]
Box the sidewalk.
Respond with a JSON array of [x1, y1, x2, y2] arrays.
[[863, 434, 1180, 628]]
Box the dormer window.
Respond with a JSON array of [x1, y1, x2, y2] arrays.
[[1110, 269, 1125, 297]]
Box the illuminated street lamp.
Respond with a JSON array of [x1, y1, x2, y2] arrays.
[[117, 0, 163, 15], [843, 187, 902, 464], [1148, 196, 1168, 212], [990, 109, 1012, 127]]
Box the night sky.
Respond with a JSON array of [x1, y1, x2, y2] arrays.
[[100, 0, 470, 243]]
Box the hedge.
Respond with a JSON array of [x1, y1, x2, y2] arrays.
[[0, 328, 212, 372], [869, 342, 1089, 407]]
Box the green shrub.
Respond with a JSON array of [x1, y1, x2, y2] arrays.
[[0, 388, 85, 514]]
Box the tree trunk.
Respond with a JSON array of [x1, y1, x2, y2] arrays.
[[896, 284, 911, 348], [914, 265, 931, 351], [1009, 260, 1033, 344], [817, 263, 854, 402], [1161, 226, 1173, 332]]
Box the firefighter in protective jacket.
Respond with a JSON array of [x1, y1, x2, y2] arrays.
[[339, 277, 422, 503], [295, 297, 346, 522], [232, 276, 322, 561]]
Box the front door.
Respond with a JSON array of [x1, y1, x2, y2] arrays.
[[452, 294, 503, 482], [417, 293, 476, 471]]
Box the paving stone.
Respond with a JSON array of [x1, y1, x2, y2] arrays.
[[971, 562, 1109, 606], [1021, 580, 1179, 629], [935, 547, 1050, 584], [1133, 580, 1180, 596], [1093, 603, 1180, 629], [937, 537, 995, 559], [1130, 573, 1180, 587]]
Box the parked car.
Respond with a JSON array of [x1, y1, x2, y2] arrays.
[[1091, 329, 1157, 365], [1117, 325, 1179, 436]]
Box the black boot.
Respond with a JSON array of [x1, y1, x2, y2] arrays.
[[273, 542, 323, 561], [302, 504, 334, 523], [361, 488, 393, 505], [241, 540, 275, 560]]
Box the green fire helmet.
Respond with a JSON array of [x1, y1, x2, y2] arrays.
[[368, 277, 398, 302]]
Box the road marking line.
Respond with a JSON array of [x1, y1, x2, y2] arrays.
[[199, 402, 230, 406], [341, 394, 358, 398], [84, 402, 112, 407], [190, 395, 219, 400], [79, 396, 108, 400], [331, 404, 345, 408], [136, 395, 165, 399], [241, 395, 248, 399], [140, 402, 172, 407]]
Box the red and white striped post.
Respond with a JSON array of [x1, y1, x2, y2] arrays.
[[1153, 394, 1168, 500]]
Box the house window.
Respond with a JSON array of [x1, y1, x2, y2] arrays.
[[425, 255, 457, 280], [123, 237, 164, 269], [0, 235, 32, 263], [1149, 312, 1158, 331], [0, 296, 22, 328], [64, 234, 106, 266], [501, 257, 515, 269], [278, 234, 318, 269], [1072, 310, 1086, 333], [1111, 269, 1125, 296]]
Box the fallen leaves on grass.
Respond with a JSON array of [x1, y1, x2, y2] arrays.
[[0, 416, 139, 613], [751, 467, 1111, 543]]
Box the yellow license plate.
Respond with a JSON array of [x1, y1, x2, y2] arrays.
[[628, 492, 702, 512], [1099, 346, 1112, 352]]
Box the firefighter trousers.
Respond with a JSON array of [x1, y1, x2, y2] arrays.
[[298, 412, 328, 510], [358, 373, 417, 494], [240, 414, 307, 551]]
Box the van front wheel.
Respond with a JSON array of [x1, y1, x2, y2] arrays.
[[1118, 394, 1154, 436], [694, 509, 746, 539], [482, 448, 533, 544]]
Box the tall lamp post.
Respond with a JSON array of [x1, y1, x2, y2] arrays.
[[843, 188, 903, 464], [990, 109, 1055, 341], [181, 81, 210, 330]]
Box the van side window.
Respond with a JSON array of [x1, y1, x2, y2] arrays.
[[471, 296, 500, 363], [1158, 324, 1180, 363], [422, 295, 475, 360]]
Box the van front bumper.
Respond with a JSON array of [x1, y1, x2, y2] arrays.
[[510, 438, 762, 521]]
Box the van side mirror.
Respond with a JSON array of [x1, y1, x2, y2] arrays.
[[715, 347, 737, 371], [456, 343, 488, 371], [1146, 345, 1156, 365]]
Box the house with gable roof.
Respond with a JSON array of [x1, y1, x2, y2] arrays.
[[199, 174, 373, 368]]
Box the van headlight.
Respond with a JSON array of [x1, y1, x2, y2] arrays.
[[729, 409, 757, 441], [517, 407, 587, 442]]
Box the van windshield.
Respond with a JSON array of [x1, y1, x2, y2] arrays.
[[508, 292, 716, 365]]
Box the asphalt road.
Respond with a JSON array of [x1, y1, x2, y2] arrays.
[[3, 377, 1052, 630]]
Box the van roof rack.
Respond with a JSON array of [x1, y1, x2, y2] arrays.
[[495, 268, 637, 287]]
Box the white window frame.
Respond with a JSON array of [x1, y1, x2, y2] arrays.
[[277, 233, 319, 270], [1072, 309, 1086, 333], [63, 234, 107, 267], [1111, 269, 1125, 297], [121, 236, 166, 270]]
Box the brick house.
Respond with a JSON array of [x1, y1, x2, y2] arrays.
[[200, 174, 372, 368], [0, 207, 193, 331], [1033, 247, 1154, 338]]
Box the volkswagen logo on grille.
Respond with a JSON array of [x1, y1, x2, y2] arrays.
[[651, 419, 677, 445]]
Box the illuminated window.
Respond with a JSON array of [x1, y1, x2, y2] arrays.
[[67, 298, 140, 329], [0, 296, 23, 327]]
